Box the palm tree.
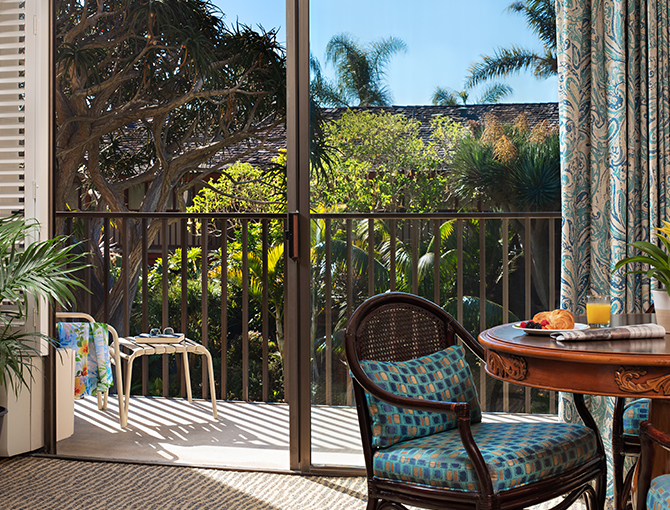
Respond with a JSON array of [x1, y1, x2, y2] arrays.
[[449, 114, 560, 310], [465, 0, 557, 89], [313, 33, 407, 107], [432, 84, 513, 106]]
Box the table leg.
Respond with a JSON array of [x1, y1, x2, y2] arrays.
[[182, 352, 193, 403], [631, 399, 670, 509], [202, 348, 218, 420]]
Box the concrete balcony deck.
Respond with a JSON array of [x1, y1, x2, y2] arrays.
[[54, 395, 559, 472]]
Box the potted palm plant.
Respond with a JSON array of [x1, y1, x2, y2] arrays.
[[0, 214, 86, 433], [613, 220, 670, 332]]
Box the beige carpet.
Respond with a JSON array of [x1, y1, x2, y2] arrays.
[[0, 455, 607, 510], [0, 456, 367, 510]]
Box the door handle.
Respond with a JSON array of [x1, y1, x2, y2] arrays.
[[287, 211, 299, 260]]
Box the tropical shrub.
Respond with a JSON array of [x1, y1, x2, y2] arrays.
[[312, 110, 466, 212]]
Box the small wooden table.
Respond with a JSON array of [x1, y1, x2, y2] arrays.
[[112, 336, 218, 427], [478, 315, 670, 509]]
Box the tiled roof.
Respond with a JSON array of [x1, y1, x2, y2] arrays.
[[224, 103, 559, 167], [320, 103, 559, 127]]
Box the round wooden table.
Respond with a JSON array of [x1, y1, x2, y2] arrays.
[[478, 315, 670, 509]]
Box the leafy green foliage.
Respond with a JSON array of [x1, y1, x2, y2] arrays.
[[312, 110, 466, 212], [614, 221, 670, 293], [449, 114, 560, 212], [0, 216, 87, 395], [188, 158, 286, 214]]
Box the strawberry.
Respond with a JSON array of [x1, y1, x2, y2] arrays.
[[520, 321, 527, 328]]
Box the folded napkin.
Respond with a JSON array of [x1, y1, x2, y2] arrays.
[[57, 322, 114, 398], [551, 323, 666, 341]]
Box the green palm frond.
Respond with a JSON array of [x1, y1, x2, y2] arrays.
[[507, 0, 557, 52], [0, 216, 87, 314], [511, 134, 560, 211], [466, 46, 552, 88], [614, 240, 670, 289], [477, 83, 514, 104], [465, 0, 556, 89], [0, 326, 47, 395], [0, 215, 88, 395], [432, 87, 460, 106], [324, 33, 406, 107]]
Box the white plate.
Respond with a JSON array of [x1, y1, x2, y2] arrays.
[[511, 322, 590, 336]]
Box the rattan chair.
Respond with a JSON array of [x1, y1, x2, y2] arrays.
[[636, 420, 670, 509], [345, 292, 606, 510]]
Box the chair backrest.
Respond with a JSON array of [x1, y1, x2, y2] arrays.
[[55, 312, 119, 342], [346, 292, 484, 365], [345, 292, 483, 470]]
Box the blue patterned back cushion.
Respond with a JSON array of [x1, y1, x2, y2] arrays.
[[360, 345, 482, 448]]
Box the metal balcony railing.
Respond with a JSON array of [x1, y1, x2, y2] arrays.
[[56, 210, 561, 415]]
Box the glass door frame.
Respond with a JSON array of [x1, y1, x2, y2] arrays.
[[285, 0, 312, 473], [285, 0, 363, 475]]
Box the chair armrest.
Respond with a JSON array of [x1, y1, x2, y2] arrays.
[[348, 359, 471, 419], [637, 420, 670, 509], [349, 358, 470, 423], [55, 312, 95, 323], [641, 420, 670, 452]]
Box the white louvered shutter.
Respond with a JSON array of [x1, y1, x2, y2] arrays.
[[0, 0, 48, 221], [0, 0, 50, 340]]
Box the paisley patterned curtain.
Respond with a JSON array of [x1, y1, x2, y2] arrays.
[[557, 0, 670, 499], [558, 0, 670, 315]]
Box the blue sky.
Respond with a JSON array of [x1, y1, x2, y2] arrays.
[[214, 0, 558, 106]]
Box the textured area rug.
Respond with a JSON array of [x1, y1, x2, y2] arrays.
[[0, 456, 367, 510], [0, 455, 608, 509]]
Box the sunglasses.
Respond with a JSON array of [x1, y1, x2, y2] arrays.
[[150, 327, 175, 337]]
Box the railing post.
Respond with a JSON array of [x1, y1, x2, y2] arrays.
[[242, 219, 249, 401], [220, 218, 228, 402], [411, 219, 419, 296], [325, 218, 332, 405], [162, 218, 169, 397], [201, 218, 209, 399], [142, 218, 149, 396], [389, 219, 396, 292], [479, 218, 486, 411], [262, 219, 269, 402], [103, 217, 110, 323], [433, 219, 440, 305], [368, 218, 374, 297], [180, 218, 187, 398]]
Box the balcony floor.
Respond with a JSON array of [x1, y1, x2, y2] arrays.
[[55, 395, 559, 472]]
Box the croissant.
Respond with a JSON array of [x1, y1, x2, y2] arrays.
[[532, 309, 575, 329]]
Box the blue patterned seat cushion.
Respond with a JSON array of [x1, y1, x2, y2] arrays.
[[647, 474, 670, 510], [373, 421, 599, 493], [360, 345, 481, 448], [623, 398, 649, 435]]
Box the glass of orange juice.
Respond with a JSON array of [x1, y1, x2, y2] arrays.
[[586, 294, 611, 328]]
